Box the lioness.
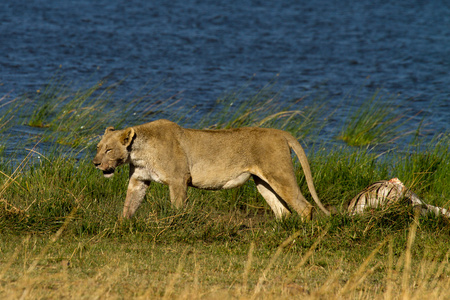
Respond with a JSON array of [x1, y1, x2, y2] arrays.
[[93, 119, 329, 219]]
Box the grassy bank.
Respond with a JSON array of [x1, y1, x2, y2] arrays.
[[0, 79, 449, 298]]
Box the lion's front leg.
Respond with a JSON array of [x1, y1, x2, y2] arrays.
[[169, 184, 187, 209], [123, 177, 150, 218]]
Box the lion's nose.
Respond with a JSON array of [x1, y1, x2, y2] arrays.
[[93, 159, 101, 167]]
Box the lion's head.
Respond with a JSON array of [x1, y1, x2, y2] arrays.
[[93, 126, 135, 177]]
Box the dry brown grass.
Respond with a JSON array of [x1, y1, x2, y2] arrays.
[[2, 213, 450, 300]]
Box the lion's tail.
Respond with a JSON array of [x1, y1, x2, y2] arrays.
[[286, 134, 330, 216]]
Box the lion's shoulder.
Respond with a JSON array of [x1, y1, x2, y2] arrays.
[[131, 120, 184, 147], [137, 119, 177, 128], [134, 119, 181, 134]]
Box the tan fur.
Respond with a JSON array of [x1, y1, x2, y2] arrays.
[[93, 119, 330, 219]]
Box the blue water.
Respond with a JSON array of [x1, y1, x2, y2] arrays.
[[1, 0, 449, 142]]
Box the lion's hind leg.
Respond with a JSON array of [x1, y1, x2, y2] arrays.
[[253, 172, 313, 220], [253, 176, 291, 219]]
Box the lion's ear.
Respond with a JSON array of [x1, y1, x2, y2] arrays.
[[120, 128, 135, 147], [105, 126, 115, 134]]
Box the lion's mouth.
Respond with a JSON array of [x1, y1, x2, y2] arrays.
[[103, 169, 115, 178]]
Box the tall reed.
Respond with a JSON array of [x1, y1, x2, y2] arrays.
[[338, 90, 416, 146]]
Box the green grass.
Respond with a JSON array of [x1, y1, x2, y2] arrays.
[[191, 80, 327, 140], [338, 90, 416, 146], [0, 77, 449, 298]]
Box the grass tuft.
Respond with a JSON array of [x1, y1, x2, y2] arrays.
[[338, 90, 417, 146]]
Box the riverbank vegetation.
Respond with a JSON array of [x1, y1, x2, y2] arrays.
[[0, 78, 449, 298]]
